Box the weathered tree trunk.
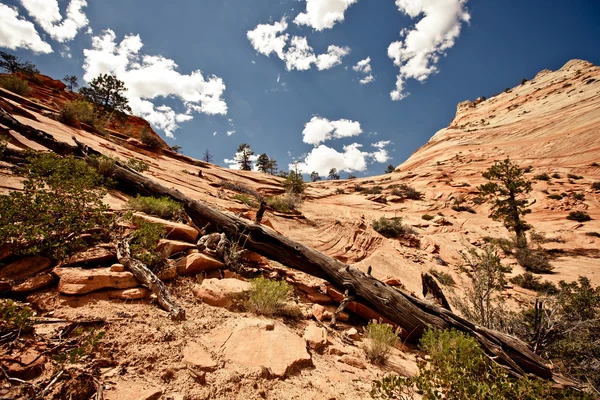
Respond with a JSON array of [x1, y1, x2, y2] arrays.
[[0, 108, 570, 384], [421, 272, 452, 311], [116, 239, 186, 321]]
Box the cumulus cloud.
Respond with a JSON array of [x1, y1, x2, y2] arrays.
[[302, 116, 363, 146], [294, 0, 359, 31], [247, 18, 350, 71], [224, 152, 259, 170], [0, 4, 52, 53], [388, 0, 470, 100], [293, 140, 391, 176], [352, 57, 374, 84], [371, 140, 391, 163], [20, 0, 89, 42], [82, 29, 227, 138]]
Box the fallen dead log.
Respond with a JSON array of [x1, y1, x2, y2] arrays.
[[0, 107, 566, 383], [115, 239, 185, 321]]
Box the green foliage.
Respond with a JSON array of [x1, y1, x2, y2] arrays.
[[139, 128, 163, 148], [478, 158, 532, 248], [219, 180, 261, 199], [0, 153, 109, 259], [428, 268, 455, 286], [232, 194, 257, 207], [130, 219, 165, 269], [572, 192, 585, 201], [372, 217, 416, 238], [90, 154, 116, 176], [567, 173, 583, 180], [0, 51, 39, 75], [127, 195, 183, 221], [59, 100, 96, 126], [235, 143, 254, 171], [384, 164, 396, 174], [334, 188, 345, 194], [371, 328, 586, 400], [310, 171, 321, 182], [567, 211, 591, 222], [0, 299, 34, 336], [126, 158, 149, 172], [510, 272, 558, 294], [552, 173, 561, 179], [364, 321, 397, 364], [421, 214, 434, 221], [256, 153, 273, 173], [534, 173, 551, 181], [62, 75, 79, 91], [0, 75, 32, 96], [282, 169, 306, 194], [390, 184, 423, 200], [171, 145, 182, 154], [328, 168, 340, 180], [79, 73, 132, 114], [247, 276, 290, 316], [266, 191, 302, 213], [585, 231, 600, 238], [451, 204, 476, 213], [54, 328, 105, 365], [547, 193, 563, 200], [515, 246, 553, 273]]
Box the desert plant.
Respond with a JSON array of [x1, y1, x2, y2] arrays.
[[0, 153, 109, 259], [585, 232, 600, 238], [384, 164, 396, 174], [232, 194, 257, 207], [547, 193, 563, 200], [139, 128, 163, 148], [515, 246, 553, 273], [59, 100, 96, 127], [428, 268, 455, 286], [218, 180, 260, 199], [90, 154, 116, 176], [568, 173, 583, 180], [391, 184, 423, 200], [79, 73, 131, 114], [534, 172, 551, 181], [591, 182, 600, 190], [572, 192, 585, 201], [421, 214, 434, 221], [334, 188, 345, 195], [567, 211, 591, 222], [130, 219, 165, 269], [247, 276, 290, 316], [282, 167, 306, 194], [310, 171, 321, 182], [126, 158, 149, 173], [127, 195, 183, 221], [372, 217, 415, 238], [552, 173, 561, 179], [363, 321, 397, 364], [266, 191, 302, 213], [510, 272, 558, 294], [328, 168, 340, 180], [235, 143, 254, 171], [0, 75, 32, 96], [0, 299, 34, 338], [0, 51, 39, 75]]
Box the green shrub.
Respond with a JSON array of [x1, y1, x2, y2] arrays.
[[591, 162, 599, 167], [363, 321, 397, 364], [567, 211, 591, 222], [372, 217, 416, 238], [139, 128, 163, 148], [219, 180, 261, 199], [128, 195, 183, 220], [232, 194, 257, 207], [421, 214, 434, 221], [126, 158, 149, 172], [266, 191, 302, 213], [334, 188, 345, 195], [390, 184, 422, 200], [247, 276, 290, 316], [130, 219, 165, 269], [547, 193, 563, 200], [592, 182, 600, 190], [282, 170, 306, 194], [568, 173, 583, 180], [0, 75, 32, 96], [510, 272, 558, 294], [572, 192, 585, 201], [371, 328, 587, 400], [451, 204, 476, 213], [534, 173, 551, 181], [90, 154, 116, 176], [362, 185, 383, 195], [585, 232, 600, 238], [0, 299, 34, 337], [59, 100, 96, 127], [0, 153, 109, 259], [551, 173, 561, 179], [428, 268, 455, 286], [515, 246, 553, 273]]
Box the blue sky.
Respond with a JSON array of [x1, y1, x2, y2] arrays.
[[1, 0, 599, 177]]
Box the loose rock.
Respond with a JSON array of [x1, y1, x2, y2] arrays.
[[54, 267, 139, 295], [192, 278, 251, 308]]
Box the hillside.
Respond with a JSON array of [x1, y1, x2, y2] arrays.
[[0, 59, 599, 399]]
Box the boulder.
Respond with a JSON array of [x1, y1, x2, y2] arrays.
[[105, 288, 150, 300], [175, 253, 224, 275], [204, 318, 312, 377], [312, 304, 349, 322], [64, 247, 116, 267], [133, 213, 199, 242], [338, 355, 366, 369], [192, 278, 251, 308], [182, 342, 218, 371], [12, 273, 54, 293], [156, 239, 196, 257], [110, 264, 125, 272], [306, 292, 333, 305], [0, 256, 51, 280], [54, 267, 140, 295], [303, 324, 328, 351], [345, 328, 360, 340]]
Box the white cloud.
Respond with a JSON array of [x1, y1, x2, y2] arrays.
[[0, 4, 52, 53], [353, 57, 374, 84], [388, 0, 470, 100], [247, 18, 350, 71], [227, 130, 235, 136], [371, 140, 391, 163], [82, 29, 227, 138], [20, 0, 89, 42], [294, 0, 359, 31], [59, 44, 71, 58], [302, 116, 363, 146], [213, 131, 217, 136]]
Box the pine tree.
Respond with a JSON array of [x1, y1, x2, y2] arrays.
[[0, 51, 39, 75], [202, 149, 213, 163], [79, 74, 132, 114], [283, 163, 306, 193], [235, 143, 254, 171], [266, 158, 278, 175], [256, 153, 270, 173], [385, 164, 396, 174], [328, 168, 340, 180], [63, 75, 78, 91], [310, 171, 321, 182], [478, 158, 532, 248]]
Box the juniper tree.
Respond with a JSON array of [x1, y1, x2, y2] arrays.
[[478, 158, 532, 248], [0, 51, 39, 75], [385, 164, 396, 174]]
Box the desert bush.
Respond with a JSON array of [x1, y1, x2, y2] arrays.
[[219, 180, 261, 199], [371, 328, 587, 400], [568, 173, 583, 180], [363, 321, 397, 364], [572, 192, 585, 201], [567, 211, 591, 222], [90, 154, 116, 176], [552, 173, 561, 179], [428, 268, 455, 286], [372, 217, 416, 238], [130, 219, 165, 269], [266, 191, 302, 213], [283, 170, 306, 194], [391, 184, 423, 200], [510, 272, 558, 294], [421, 214, 434, 221], [139, 128, 162, 148], [515, 246, 553, 273], [363, 185, 383, 195], [0, 299, 34, 337], [126, 158, 149, 172], [0, 75, 31, 96], [59, 100, 96, 127], [585, 232, 600, 238], [547, 193, 563, 200], [334, 188, 345, 194], [451, 204, 476, 213], [591, 182, 600, 190], [232, 194, 257, 207], [534, 172, 551, 181], [128, 195, 183, 221], [0, 153, 109, 259], [247, 276, 290, 316]]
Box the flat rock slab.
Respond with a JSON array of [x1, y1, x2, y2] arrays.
[[204, 318, 312, 377], [134, 213, 199, 243], [176, 253, 224, 276], [54, 267, 140, 295], [156, 239, 196, 257], [64, 246, 116, 267], [303, 324, 328, 351], [192, 278, 250, 308], [12, 273, 54, 293], [0, 256, 51, 280], [182, 342, 218, 371], [104, 380, 163, 400]]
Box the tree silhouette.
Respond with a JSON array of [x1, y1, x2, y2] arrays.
[[256, 153, 270, 173], [310, 171, 321, 182], [235, 143, 254, 171], [79, 74, 131, 114], [328, 168, 340, 180], [63, 75, 79, 91], [0, 51, 39, 75], [202, 149, 213, 163], [385, 164, 396, 174]]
